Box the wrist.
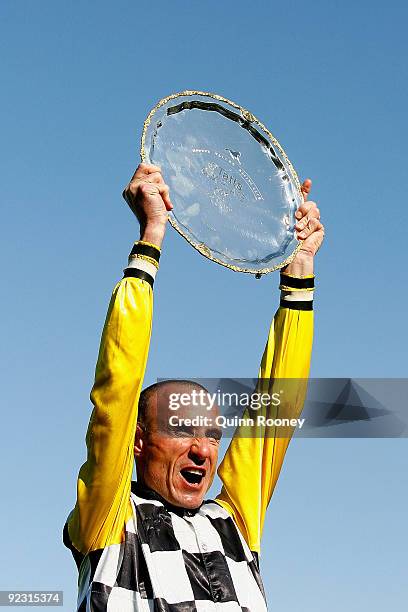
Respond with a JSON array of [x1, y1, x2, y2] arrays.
[[140, 222, 166, 249], [282, 252, 314, 277]]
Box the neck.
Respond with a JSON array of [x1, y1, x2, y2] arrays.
[[131, 480, 203, 516]]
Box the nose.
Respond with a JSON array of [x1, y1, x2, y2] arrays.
[[189, 437, 211, 464]]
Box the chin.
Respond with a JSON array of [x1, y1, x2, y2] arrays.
[[171, 473, 213, 509], [178, 493, 205, 509], [168, 486, 204, 509]]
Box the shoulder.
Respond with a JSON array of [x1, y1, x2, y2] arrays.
[[200, 499, 232, 520]]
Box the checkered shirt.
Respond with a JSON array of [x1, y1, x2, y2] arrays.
[[64, 482, 267, 611]]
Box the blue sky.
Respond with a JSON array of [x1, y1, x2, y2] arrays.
[[1, 1, 407, 610]]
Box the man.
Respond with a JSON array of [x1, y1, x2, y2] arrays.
[[64, 162, 324, 611]]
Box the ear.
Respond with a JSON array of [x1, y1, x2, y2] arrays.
[[134, 424, 145, 458]]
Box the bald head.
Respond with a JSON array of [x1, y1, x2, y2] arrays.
[[138, 379, 213, 432]]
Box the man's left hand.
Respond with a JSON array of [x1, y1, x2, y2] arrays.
[[283, 178, 325, 276], [294, 178, 324, 258]]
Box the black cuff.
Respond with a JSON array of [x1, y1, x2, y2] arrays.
[[123, 268, 154, 288], [279, 298, 313, 311], [129, 242, 160, 263], [279, 273, 314, 289]]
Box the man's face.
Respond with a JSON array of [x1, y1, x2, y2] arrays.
[[134, 384, 221, 509]]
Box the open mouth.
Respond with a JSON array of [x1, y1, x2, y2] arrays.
[[180, 468, 206, 486]]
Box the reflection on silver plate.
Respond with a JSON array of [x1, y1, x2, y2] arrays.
[[141, 91, 303, 275]]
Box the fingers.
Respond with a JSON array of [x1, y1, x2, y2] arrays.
[[294, 178, 325, 254], [301, 178, 312, 202], [138, 172, 173, 208], [296, 178, 314, 223], [132, 162, 162, 180], [295, 200, 320, 228], [156, 183, 173, 210], [142, 171, 165, 186], [123, 163, 173, 210], [138, 181, 173, 211], [297, 217, 323, 241], [298, 224, 325, 257]]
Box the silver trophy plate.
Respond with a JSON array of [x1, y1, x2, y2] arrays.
[[141, 91, 303, 275]]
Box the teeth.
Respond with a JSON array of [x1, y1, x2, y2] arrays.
[[184, 469, 203, 475]]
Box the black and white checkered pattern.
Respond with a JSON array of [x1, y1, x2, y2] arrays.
[[65, 482, 267, 611]]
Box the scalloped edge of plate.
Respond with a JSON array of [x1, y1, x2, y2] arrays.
[[140, 90, 303, 276]]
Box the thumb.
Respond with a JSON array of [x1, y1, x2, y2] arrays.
[[301, 178, 312, 201]]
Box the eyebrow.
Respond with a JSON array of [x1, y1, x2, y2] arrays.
[[160, 424, 222, 439], [205, 428, 223, 439]]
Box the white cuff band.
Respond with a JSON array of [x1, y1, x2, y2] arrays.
[[125, 257, 158, 280], [280, 290, 314, 302]]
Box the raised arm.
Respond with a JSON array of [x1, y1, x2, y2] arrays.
[[216, 180, 324, 553], [65, 164, 173, 558]]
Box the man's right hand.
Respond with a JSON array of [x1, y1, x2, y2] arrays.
[[122, 163, 173, 249]]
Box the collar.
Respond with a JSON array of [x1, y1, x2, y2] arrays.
[[131, 481, 203, 517]]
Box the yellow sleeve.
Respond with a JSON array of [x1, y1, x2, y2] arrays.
[[216, 304, 313, 553], [67, 275, 153, 556]]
